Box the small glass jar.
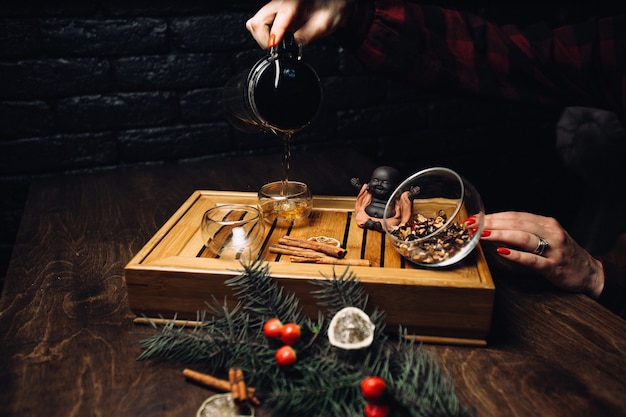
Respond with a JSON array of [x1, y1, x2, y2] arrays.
[[258, 181, 312, 225]]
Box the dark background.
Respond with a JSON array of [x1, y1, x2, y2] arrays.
[[1, 1, 624, 288]]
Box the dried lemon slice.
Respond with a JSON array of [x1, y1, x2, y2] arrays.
[[327, 307, 375, 350], [196, 393, 254, 417], [307, 236, 341, 247]]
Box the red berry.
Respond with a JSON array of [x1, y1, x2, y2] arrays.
[[280, 322, 301, 345], [263, 318, 283, 339], [364, 403, 389, 417], [275, 345, 297, 367], [360, 376, 386, 402]]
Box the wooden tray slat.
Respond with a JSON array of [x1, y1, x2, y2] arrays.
[[125, 190, 495, 345]]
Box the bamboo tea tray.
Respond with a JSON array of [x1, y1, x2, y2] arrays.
[[125, 190, 495, 346]]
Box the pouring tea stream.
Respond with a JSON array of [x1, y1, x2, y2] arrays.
[[222, 33, 322, 195]]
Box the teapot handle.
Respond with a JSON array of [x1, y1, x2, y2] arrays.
[[270, 32, 301, 61]]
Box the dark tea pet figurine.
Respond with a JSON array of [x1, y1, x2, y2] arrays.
[[351, 166, 415, 231]]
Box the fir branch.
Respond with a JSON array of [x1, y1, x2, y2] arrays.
[[136, 299, 268, 371], [225, 258, 308, 324], [386, 331, 472, 417], [257, 354, 364, 416], [309, 266, 368, 313], [135, 260, 472, 417], [310, 266, 388, 339]]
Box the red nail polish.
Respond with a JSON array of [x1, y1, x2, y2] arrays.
[[464, 217, 476, 226], [268, 33, 277, 48], [496, 247, 511, 255], [470, 227, 479, 234], [481, 230, 491, 237]]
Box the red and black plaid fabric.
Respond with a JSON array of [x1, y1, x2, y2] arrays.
[[338, 0, 626, 317], [340, 0, 626, 123]]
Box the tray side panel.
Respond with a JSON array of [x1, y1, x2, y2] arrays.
[[125, 265, 493, 343]]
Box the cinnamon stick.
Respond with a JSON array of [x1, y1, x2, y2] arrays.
[[235, 368, 246, 403], [228, 367, 238, 400], [289, 256, 370, 266], [269, 244, 323, 258], [183, 368, 258, 404], [278, 236, 347, 258], [183, 368, 231, 392]]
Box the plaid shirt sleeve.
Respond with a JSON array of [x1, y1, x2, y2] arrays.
[[338, 0, 626, 123]]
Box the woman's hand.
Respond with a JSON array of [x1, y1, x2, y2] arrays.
[[480, 211, 605, 298], [246, 0, 355, 48]]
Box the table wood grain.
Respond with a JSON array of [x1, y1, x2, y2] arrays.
[[1, 147, 624, 417]]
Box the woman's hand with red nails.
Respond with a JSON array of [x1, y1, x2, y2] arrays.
[[481, 211, 604, 298], [246, 0, 356, 49]]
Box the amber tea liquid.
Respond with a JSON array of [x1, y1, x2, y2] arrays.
[[258, 178, 312, 224]]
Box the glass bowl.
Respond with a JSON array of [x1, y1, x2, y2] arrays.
[[258, 181, 312, 224], [200, 204, 264, 261], [382, 167, 484, 267]]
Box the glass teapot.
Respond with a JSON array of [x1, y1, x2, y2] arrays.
[[222, 33, 323, 135]]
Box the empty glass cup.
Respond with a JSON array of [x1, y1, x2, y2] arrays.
[[200, 204, 264, 261], [258, 181, 312, 225]]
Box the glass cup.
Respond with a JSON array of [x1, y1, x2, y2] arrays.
[[382, 167, 484, 267], [258, 181, 312, 225], [200, 204, 264, 261]]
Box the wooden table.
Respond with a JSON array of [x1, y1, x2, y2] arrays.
[[1, 147, 625, 417]]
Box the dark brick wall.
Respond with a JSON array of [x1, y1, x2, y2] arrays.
[[1, 1, 622, 282]]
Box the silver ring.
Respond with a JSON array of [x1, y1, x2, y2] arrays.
[[533, 237, 549, 256]]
